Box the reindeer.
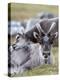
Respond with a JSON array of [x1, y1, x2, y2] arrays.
[[8, 17, 58, 76], [8, 33, 42, 75], [25, 17, 58, 64]]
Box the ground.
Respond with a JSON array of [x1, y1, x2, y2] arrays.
[[11, 47, 58, 77]]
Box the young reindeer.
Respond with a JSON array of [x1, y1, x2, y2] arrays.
[[8, 31, 41, 75]]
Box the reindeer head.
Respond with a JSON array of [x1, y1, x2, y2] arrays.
[[33, 22, 58, 63]]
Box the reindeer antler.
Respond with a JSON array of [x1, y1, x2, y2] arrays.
[[36, 23, 46, 34], [47, 22, 56, 34]]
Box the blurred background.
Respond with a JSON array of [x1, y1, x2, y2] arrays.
[[8, 3, 58, 21], [8, 3, 59, 76]]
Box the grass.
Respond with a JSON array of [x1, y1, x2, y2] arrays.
[[11, 47, 58, 77], [8, 3, 58, 21]]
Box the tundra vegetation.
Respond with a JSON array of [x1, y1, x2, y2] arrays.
[[8, 3, 58, 77]]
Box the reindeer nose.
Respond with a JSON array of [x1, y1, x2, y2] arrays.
[[43, 53, 45, 55], [48, 53, 50, 55], [44, 55, 48, 58], [45, 44, 48, 49], [43, 53, 48, 58]]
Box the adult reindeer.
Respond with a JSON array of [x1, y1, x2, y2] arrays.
[[25, 17, 58, 64]]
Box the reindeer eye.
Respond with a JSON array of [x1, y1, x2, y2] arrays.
[[41, 33, 45, 36], [48, 33, 50, 36]]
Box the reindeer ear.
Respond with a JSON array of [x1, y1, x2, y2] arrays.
[[33, 32, 39, 39], [51, 32, 58, 39], [16, 33, 21, 41], [54, 32, 58, 38]]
